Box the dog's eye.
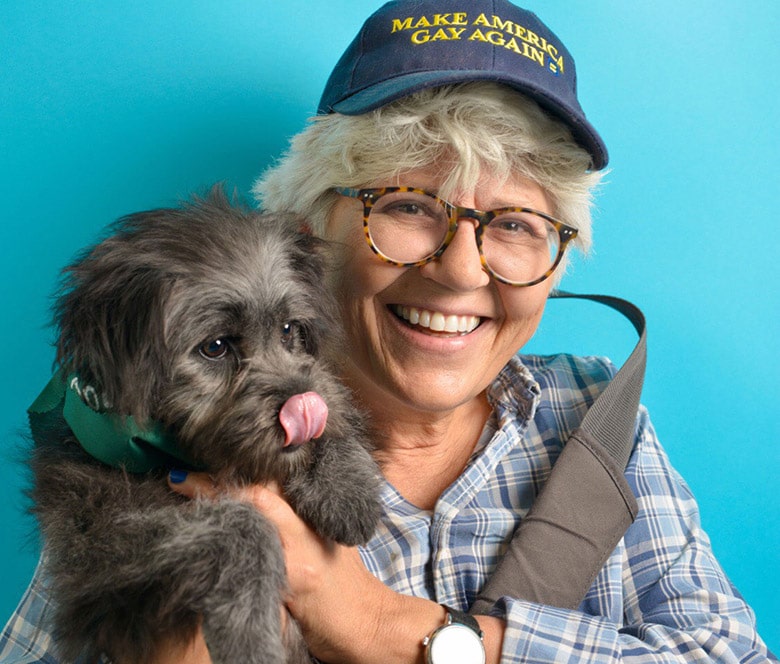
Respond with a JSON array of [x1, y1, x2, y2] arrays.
[[281, 323, 294, 345], [199, 338, 230, 360]]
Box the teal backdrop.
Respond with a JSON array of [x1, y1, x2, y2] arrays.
[[2, 1, 777, 651]]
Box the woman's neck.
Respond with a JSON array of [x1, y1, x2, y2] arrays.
[[369, 393, 492, 510]]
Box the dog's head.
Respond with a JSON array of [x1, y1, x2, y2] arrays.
[[54, 186, 344, 481]]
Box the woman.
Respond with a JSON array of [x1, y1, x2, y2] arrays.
[[168, 1, 775, 662], [2, 1, 774, 662]]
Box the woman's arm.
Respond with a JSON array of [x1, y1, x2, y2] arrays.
[[169, 475, 504, 664], [165, 408, 775, 664], [481, 408, 776, 663]]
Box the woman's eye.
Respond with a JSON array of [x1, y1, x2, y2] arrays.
[[389, 201, 436, 218], [199, 338, 230, 360], [395, 203, 422, 215], [494, 218, 529, 234]]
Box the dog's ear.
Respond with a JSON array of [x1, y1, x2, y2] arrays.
[[54, 214, 172, 421]]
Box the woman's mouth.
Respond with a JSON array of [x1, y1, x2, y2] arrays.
[[391, 305, 482, 335]]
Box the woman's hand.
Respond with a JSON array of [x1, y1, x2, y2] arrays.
[[167, 471, 504, 663], [167, 471, 398, 662]]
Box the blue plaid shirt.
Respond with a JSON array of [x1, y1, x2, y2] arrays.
[[2, 354, 775, 663]]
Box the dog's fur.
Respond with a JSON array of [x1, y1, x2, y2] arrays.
[[27, 188, 381, 664]]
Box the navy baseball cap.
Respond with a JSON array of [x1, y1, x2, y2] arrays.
[[318, 0, 608, 169]]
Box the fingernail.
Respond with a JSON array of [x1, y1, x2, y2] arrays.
[[169, 469, 188, 484]]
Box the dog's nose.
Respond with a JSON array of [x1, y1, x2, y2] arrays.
[[279, 392, 329, 446]]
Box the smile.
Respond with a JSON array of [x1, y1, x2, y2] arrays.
[[392, 305, 481, 335]]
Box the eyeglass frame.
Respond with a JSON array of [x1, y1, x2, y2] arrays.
[[334, 186, 579, 287]]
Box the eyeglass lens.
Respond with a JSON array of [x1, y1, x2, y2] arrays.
[[367, 190, 561, 284]]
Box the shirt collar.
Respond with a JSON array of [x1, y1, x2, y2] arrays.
[[486, 354, 541, 429]]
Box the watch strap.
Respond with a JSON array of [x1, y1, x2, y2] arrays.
[[443, 606, 483, 638]]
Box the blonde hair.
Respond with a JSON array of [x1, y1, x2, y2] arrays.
[[254, 82, 604, 261]]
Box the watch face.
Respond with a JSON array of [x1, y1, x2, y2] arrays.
[[428, 624, 485, 664]]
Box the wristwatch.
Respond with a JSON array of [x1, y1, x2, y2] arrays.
[[422, 606, 485, 664]]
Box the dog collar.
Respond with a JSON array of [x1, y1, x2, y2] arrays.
[[28, 371, 201, 473]]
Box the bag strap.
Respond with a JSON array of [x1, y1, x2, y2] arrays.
[[471, 291, 646, 614], [550, 292, 647, 469]]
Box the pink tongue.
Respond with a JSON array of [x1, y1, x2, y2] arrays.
[[279, 392, 329, 447]]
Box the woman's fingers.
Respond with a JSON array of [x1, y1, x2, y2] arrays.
[[167, 469, 219, 499], [164, 471, 394, 662], [167, 470, 283, 502], [230, 481, 285, 511]]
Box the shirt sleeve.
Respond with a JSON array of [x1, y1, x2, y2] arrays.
[[491, 407, 777, 663], [0, 557, 60, 664]]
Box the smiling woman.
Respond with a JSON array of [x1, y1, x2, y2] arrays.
[[225, 3, 774, 656], [321, 167, 556, 430]]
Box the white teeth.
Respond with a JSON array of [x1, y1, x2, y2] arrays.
[[395, 306, 480, 334], [444, 315, 460, 333]]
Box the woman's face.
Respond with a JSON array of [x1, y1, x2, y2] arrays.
[[325, 167, 556, 419]]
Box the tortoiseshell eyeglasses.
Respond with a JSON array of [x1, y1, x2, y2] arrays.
[[335, 186, 578, 287]]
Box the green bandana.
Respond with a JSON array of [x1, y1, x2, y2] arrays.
[[28, 371, 200, 473]]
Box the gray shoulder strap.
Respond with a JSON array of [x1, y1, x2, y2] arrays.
[[471, 291, 646, 614]]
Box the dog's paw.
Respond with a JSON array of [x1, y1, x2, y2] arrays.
[[286, 470, 381, 545], [315, 500, 381, 546]]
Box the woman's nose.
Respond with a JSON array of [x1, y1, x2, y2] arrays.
[[418, 218, 490, 290]]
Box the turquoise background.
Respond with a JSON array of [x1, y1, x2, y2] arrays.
[[2, 1, 777, 650]]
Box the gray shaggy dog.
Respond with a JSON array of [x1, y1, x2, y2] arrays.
[[27, 187, 381, 664]]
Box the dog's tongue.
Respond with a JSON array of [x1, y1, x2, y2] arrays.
[[279, 392, 329, 447]]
